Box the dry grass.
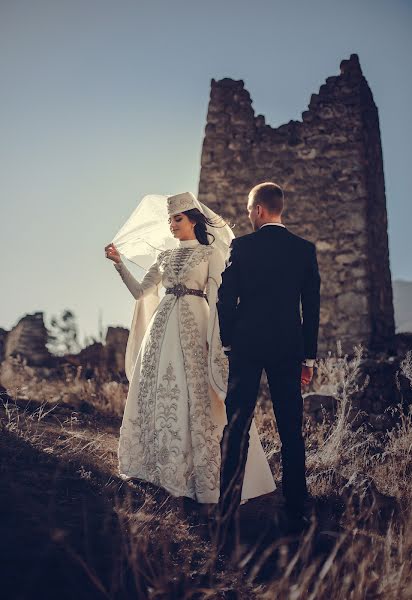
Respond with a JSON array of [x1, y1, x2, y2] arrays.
[[3, 355, 127, 416], [1, 349, 412, 598]]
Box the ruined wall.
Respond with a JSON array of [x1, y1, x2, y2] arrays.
[[198, 54, 394, 354], [0, 313, 129, 376], [5, 312, 52, 366], [104, 326, 129, 373]]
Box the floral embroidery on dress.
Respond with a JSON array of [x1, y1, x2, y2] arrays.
[[181, 246, 214, 281], [179, 296, 220, 495], [213, 351, 229, 384], [155, 362, 190, 491], [168, 248, 195, 280], [118, 245, 221, 500], [118, 294, 175, 481]]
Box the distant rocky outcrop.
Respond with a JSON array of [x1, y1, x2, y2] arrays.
[[105, 327, 129, 372], [62, 326, 129, 376], [4, 312, 52, 366], [0, 313, 129, 386]]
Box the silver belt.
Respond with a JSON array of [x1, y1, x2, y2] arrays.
[[165, 283, 207, 299]]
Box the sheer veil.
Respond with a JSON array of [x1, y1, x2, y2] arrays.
[[111, 194, 234, 270]]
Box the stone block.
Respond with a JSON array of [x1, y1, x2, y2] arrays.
[[5, 312, 51, 366]]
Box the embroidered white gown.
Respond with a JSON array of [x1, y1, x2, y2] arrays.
[[114, 238, 275, 503]]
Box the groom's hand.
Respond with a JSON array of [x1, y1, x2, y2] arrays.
[[301, 365, 314, 386]]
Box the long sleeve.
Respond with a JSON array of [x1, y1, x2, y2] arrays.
[[216, 239, 240, 348], [114, 258, 162, 381], [206, 247, 229, 402], [114, 259, 161, 300], [301, 243, 321, 359], [206, 247, 225, 304]]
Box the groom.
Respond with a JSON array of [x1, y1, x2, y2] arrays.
[[217, 182, 321, 528]]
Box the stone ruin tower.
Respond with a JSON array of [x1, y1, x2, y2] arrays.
[[198, 54, 395, 355]]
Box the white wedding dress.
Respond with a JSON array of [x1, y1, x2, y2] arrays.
[[115, 238, 275, 503]]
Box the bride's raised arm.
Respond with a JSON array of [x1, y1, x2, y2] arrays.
[[114, 260, 161, 299], [105, 242, 161, 299]]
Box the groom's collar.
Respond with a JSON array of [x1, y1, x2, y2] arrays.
[[259, 222, 286, 230]]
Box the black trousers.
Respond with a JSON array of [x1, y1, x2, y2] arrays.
[[218, 354, 307, 521]]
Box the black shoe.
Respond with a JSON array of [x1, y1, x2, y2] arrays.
[[287, 513, 310, 534], [284, 493, 312, 516], [285, 503, 304, 516], [283, 501, 311, 532]]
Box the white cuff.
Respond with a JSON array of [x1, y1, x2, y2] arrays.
[[302, 359, 315, 367]]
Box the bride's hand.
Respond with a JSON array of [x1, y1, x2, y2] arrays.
[[105, 243, 121, 264]]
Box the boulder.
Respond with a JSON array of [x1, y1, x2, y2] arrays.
[[5, 312, 52, 366], [105, 327, 128, 373]]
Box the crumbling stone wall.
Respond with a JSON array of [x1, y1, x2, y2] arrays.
[[56, 326, 129, 375], [198, 54, 394, 354], [5, 312, 51, 366], [0, 313, 129, 376], [0, 329, 7, 363], [105, 326, 128, 373]]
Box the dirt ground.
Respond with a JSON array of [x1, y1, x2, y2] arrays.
[[0, 394, 401, 599]]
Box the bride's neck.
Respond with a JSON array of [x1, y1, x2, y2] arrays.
[[179, 237, 199, 247]]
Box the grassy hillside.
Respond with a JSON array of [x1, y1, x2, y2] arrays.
[[1, 351, 412, 599]]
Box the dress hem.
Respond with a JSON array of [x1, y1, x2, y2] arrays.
[[118, 471, 276, 504], [118, 471, 221, 503]]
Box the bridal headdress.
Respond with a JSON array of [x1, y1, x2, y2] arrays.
[[111, 192, 234, 270], [167, 192, 197, 216]]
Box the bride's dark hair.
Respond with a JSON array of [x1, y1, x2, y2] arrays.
[[182, 208, 229, 246]]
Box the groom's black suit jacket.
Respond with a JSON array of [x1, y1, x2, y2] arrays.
[[217, 225, 321, 362]]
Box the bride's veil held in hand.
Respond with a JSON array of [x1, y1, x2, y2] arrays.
[[111, 193, 233, 269]]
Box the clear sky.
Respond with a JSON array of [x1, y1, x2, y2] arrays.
[[1, 0, 411, 343]]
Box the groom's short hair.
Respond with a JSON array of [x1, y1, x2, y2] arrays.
[[249, 182, 284, 215]]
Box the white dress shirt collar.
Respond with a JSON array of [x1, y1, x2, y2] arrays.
[[259, 222, 286, 229]]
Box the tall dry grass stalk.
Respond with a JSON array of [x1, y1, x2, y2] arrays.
[[307, 344, 371, 488]]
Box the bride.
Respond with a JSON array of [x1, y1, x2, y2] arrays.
[[105, 192, 275, 503]]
